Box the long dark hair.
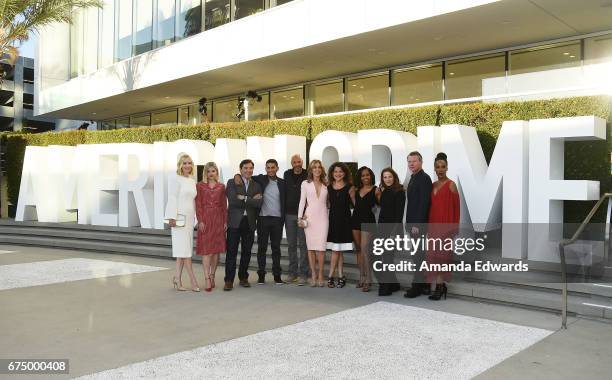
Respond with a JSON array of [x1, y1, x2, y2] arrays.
[[355, 166, 375, 189], [328, 162, 352, 185], [380, 167, 403, 192]]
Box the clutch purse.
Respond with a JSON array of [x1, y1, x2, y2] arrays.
[[165, 214, 186, 228]]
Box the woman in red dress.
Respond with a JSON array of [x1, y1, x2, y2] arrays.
[[426, 153, 460, 301], [195, 162, 227, 292]]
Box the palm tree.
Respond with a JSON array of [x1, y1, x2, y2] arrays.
[[0, 0, 102, 82]]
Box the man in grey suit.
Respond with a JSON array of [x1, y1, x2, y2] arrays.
[[224, 159, 263, 291]]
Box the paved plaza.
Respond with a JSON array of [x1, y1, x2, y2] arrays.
[[1, 245, 611, 379]]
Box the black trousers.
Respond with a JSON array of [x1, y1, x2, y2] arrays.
[[225, 216, 255, 282], [257, 216, 283, 277], [408, 224, 428, 285]]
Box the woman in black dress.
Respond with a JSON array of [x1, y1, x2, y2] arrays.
[[350, 166, 376, 292], [327, 162, 355, 288], [375, 167, 405, 296]]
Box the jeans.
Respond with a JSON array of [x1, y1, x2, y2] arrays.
[[285, 214, 308, 278], [257, 216, 283, 277], [225, 216, 255, 282]]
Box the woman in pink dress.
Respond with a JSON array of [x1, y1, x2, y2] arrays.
[[195, 162, 227, 292], [297, 160, 329, 287], [426, 153, 460, 301]]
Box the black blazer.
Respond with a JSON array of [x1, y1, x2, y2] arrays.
[[252, 174, 287, 222], [405, 169, 433, 225], [226, 178, 263, 231]]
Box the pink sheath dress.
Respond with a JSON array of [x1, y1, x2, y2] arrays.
[[297, 181, 329, 251]]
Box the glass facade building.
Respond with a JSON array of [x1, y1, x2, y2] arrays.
[[70, 0, 291, 76], [96, 32, 612, 129]]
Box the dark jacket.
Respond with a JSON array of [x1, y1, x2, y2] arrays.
[[226, 178, 263, 231], [283, 168, 307, 215], [252, 174, 287, 222], [405, 169, 433, 226]]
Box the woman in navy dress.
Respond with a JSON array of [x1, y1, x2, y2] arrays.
[[375, 167, 405, 296]]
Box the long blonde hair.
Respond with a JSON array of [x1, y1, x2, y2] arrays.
[[176, 153, 194, 177], [201, 162, 220, 183], [307, 159, 327, 184]]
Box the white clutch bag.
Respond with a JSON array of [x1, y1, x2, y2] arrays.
[[165, 214, 186, 228]]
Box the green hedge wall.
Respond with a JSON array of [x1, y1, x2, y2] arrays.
[[3, 96, 611, 222]]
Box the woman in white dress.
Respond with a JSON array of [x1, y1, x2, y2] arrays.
[[165, 153, 200, 292]]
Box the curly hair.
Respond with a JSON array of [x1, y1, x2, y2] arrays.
[[327, 162, 352, 185]]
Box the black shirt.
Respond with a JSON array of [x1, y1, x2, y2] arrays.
[[283, 168, 307, 215]]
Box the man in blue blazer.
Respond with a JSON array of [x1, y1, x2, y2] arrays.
[[404, 151, 433, 298]]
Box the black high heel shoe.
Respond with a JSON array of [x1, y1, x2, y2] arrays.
[[428, 283, 447, 301]]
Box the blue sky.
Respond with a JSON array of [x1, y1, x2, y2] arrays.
[[19, 34, 36, 58]]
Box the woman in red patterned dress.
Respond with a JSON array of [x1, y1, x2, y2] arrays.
[[196, 162, 227, 292], [426, 153, 460, 301]]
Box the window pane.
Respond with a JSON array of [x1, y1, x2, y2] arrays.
[[193, 102, 211, 123], [156, 0, 175, 47], [346, 74, 388, 111], [178, 0, 202, 39], [234, 0, 264, 20], [83, 8, 99, 74], [116, 0, 133, 61], [584, 35, 612, 89], [445, 54, 505, 99], [130, 114, 151, 127], [213, 99, 237, 122], [99, 0, 115, 68], [392, 64, 442, 105], [152, 109, 178, 126], [509, 42, 581, 93], [116, 118, 129, 129], [204, 0, 230, 30], [314, 81, 343, 115], [134, 0, 153, 55], [247, 93, 269, 121], [70, 10, 84, 77], [271, 88, 303, 119], [585, 35, 612, 63], [100, 120, 116, 130], [179, 106, 189, 124]]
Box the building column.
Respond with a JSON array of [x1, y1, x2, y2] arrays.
[[12, 58, 23, 131]]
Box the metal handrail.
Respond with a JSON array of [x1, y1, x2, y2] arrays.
[[558, 192, 612, 329]]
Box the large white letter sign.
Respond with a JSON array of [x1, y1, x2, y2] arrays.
[[89, 144, 121, 226], [118, 144, 154, 228], [274, 135, 307, 175], [357, 129, 417, 185], [528, 116, 606, 263], [417, 126, 442, 180], [441, 122, 530, 259], [309, 130, 358, 169], [16, 147, 48, 221], [215, 138, 247, 184], [247, 136, 275, 174]]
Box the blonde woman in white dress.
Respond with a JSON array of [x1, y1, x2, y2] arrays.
[[165, 153, 200, 292]]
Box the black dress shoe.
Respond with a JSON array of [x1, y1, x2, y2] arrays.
[[403, 284, 421, 298], [421, 283, 432, 295], [378, 283, 391, 296], [389, 283, 400, 293]]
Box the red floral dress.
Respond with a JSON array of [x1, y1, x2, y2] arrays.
[[426, 180, 460, 282], [195, 182, 227, 255]]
